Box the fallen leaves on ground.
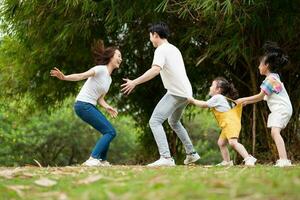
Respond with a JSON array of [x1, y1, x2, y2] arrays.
[[6, 185, 31, 197], [0, 168, 29, 179], [34, 178, 57, 187], [77, 174, 103, 185], [36, 191, 68, 200]]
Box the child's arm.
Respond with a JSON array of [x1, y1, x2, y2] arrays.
[[236, 90, 265, 105], [188, 98, 209, 108]]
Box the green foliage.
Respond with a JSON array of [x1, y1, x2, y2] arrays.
[[0, 94, 225, 166], [185, 109, 221, 164], [109, 115, 140, 165], [0, 97, 139, 166]]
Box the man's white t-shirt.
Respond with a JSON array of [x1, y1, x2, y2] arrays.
[[76, 65, 112, 105], [152, 42, 193, 98]]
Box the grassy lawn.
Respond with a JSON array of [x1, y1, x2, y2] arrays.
[[1, 165, 300, 200]]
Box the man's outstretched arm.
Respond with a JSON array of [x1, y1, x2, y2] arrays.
[[121, 65, 161, 95]]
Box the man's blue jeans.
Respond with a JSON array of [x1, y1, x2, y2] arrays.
[[74, 101, 116, 160]]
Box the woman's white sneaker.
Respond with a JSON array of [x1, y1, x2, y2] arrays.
[[147, 157, 176, 167], [100, 160, 112, 167], [82, 157, 103, 167]]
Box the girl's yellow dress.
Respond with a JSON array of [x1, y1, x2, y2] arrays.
[[211, 99, 242, 139]]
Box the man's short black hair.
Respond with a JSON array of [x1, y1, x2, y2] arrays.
[[148, 22, 170, 39]]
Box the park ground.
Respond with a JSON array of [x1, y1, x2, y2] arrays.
[[1, 164, 300, 200]]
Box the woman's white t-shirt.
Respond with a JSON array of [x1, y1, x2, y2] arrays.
[[152, 42, 193, 98], [76, 65, 112, 105]]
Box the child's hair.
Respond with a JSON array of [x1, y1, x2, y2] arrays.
[[261, 41, 289, 72], [91, 39, 119, 65], [148, 22, 170, 39], [214, 77, 239, 99]]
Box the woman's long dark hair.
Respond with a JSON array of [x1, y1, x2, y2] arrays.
[[214, 77, 239, 100], [262, 41, 289, 72], [91, 40, 119, 65]]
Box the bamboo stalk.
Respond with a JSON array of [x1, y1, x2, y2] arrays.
[[252, 104, 256, 155]]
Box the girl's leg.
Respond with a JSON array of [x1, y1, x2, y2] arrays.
[[74, 102, 116, 160], [228, 138, 249, 159], [217, 138, 230, 162], [271, 127, 287, 159]]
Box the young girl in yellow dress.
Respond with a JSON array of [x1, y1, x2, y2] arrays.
[[189, 77, 256, 166]]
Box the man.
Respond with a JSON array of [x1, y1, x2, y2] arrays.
[[121, 22, 200, 166]]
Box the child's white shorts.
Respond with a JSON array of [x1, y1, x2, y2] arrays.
[[267, 112, 292, 129]]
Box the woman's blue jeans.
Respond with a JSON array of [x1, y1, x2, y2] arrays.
[[74, 101, 116, 160]]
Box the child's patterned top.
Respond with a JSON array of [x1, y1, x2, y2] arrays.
[[260, 73, 283, 95]]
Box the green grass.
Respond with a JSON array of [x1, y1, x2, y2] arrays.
[[1, 165, 300, 200]]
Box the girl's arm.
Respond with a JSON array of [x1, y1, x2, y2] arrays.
[[50, 67, 95, 81], [98, 94, 118, 118], [189, 98, 209, 108], [236, 90, 265, 105]]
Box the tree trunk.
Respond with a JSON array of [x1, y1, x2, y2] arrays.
[[249, 66, 258, 156], [252, 104, 256, 155]]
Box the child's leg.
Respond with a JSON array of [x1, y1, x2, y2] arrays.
[[271, 127, 288, 159], [228, 138, 249, 159], [217, 138, 230, 161]]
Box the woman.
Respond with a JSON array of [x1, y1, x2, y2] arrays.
[[50, 40, 122, 166]]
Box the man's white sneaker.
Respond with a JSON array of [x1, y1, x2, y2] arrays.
[[147, 157, 176, 167], [274, 159, 292, 167], [244, 155, 257, 166], [82, 157, 103, 167], [216, 160, 234, 166], [184, 152, 201, 165]]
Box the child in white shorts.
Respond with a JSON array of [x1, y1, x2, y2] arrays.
[[237, 42, 292, 167]]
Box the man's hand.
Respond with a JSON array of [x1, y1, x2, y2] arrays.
[[121, 78, 136, 95]]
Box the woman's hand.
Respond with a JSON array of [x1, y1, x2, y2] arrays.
[[105, 106, 118, 118], [50, 67, 65, 80]]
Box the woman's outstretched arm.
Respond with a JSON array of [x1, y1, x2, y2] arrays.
[[50, 67, 95, 81]]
